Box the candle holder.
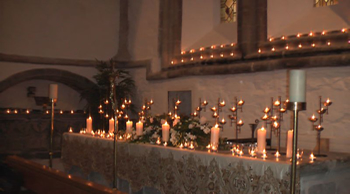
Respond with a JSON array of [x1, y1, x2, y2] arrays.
[[308, 96, 332, 157], [139, 98, 154, 120], [260, 96, 288, 152], [228, 97, 245, 142], [210, 98, 226, 130], [191, 98, 208, 118]]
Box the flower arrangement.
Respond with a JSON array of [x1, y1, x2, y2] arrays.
[[128, 114, 212, 149]]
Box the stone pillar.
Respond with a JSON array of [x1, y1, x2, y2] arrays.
[[237, 0, 267, 56], [158, 0, 182, 68], [113, 0, 131, 61]]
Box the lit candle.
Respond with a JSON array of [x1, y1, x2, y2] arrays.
[[179, 143, 184, 149], [262, 149, 267, 159], [286, 130, 293, 158], [49, 84, 58, 99], [189, 141, 195, 150], [126, 120, 133, 134], [109, 118, 114, 133], [210, 124, 220, 146], [86, 116, 92, 134], [257, 127, 266, 153], [289, 70, 306, 102], [69, 127, 73, 133], [310, 153, 316, 162], [162, 122, 170, 142], [136, 121, 143, 136], [275, 150, 281, 158], [156, 137, 161, 144]]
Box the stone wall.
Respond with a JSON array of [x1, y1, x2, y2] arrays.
[[130, 66, 350, 154]]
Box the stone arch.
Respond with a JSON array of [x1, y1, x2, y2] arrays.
[[0, 68, 98, 103]]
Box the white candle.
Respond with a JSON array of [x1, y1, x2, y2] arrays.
[[286, 130, 293, 158], [136, 121, 143, 136], [289, 70, 306, 102], [257, 126, 266, 153], [109, 118, 114, 133], [162, 122, 170, 142], [210, 124, 220, 146], [86, 116, 92, 134], [126, 120, 133, 134], [49, 84, 58, 99]]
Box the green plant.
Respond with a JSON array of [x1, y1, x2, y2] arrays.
[[81, 59, 136, 130]]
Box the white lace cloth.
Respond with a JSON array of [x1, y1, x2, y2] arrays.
[[62, 133, 296, 193]]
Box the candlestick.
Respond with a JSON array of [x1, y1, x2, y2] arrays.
[[289, 70, 306, 102], [286, 130, 293, 158], [126, 120, 133, 134], [136, 121, 143, 136], [257, 127, 266, 153], [109, 118, 115, 133], [162, 122, 170, 142], [210, 124, 220, 146], [86, 116, 92, 134], [287, 74, 307, 194], [49, 84, 58, 100]]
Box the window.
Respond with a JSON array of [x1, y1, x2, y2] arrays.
[[221, 0, 237, 23], [314, 0, 338, 7]]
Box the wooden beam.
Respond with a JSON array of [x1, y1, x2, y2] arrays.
[[5, 156, 126, 194]]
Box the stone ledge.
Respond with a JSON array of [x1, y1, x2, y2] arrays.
[[146, 51, 350, 80]]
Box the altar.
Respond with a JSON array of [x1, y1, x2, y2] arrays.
[[61, 133, 350, 194]]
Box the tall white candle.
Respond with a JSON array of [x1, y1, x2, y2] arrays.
[[162, 122, 170, 142], [210, 124, 220, 146], [136, 121, 143, 136], [86, 116, 92, 133], [126, 120, 133, 134], [289, 70, 306, 102], [257, 126, 267, 153], [109, 118, 114, 133], [49, 84, 58, 99], [286, 130, 293, 158]]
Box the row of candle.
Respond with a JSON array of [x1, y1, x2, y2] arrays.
[[3, 109, 81, 114]]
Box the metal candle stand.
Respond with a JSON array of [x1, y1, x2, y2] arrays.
[[261, 96, 287, 152], [210, 98, 226, 130], [228, 97, 245, 142], [191, 98, 208, 118], [249, 119, 259, 144], [49, 98, 55, 168], [287, 102, 306, 194], [308, 96, 332, 157], [139, 98, 154, 120]]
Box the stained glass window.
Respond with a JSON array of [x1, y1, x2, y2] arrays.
[[221, 0, 237, 23], [314, 0, 338, 7]]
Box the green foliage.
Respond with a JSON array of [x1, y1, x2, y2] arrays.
[[82, 59, 136, 129]]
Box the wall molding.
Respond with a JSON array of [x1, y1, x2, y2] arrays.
[[0, 53, 150, 69]]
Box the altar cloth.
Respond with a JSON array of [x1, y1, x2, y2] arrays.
[[61, 133, 350, 194]]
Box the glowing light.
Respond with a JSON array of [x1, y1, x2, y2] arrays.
[[220, 53, 224, 57], [322, 31, 326, 35], [211, 45, 216, 49], [181, 51, 185, 55], [190, 49, 195, 53], [200, 55, 204, 59], [210, 54, 214, 58], [181, 59, 184, 63], [281, 36, 285, 40], [220, 44, 225, 48], [271, 47, 275, 52], [309, 31, 313, 36], [297, 33, 301, 38], [171, 61, 174, 65], [60, 110, 63, 114], [342, 28, 347, 33], [71, 110, 74, 114], [258, 49, 261, 53], [285, 45, 289, 50], [311, 43, 316, 47], [230, 52, 234, 56], [200, 47, 205, 51], [190, 57, 194, 61], [327, 41, 331, 46], [269, 38, 273, 42], [298, 44, 302, 48]]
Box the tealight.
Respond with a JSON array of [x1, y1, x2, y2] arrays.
[[262, 149, 267, 159], [189, 141, 195, 150], [69, 127, 73, 133], [310, 153, 316, 162], [275, 151, 281, 158], [179, 143, 184, 149], [156, 137, 161, 145], [163, 142, 168, 147]]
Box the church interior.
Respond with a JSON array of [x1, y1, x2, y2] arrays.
[[1, 0, 350, 193]]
